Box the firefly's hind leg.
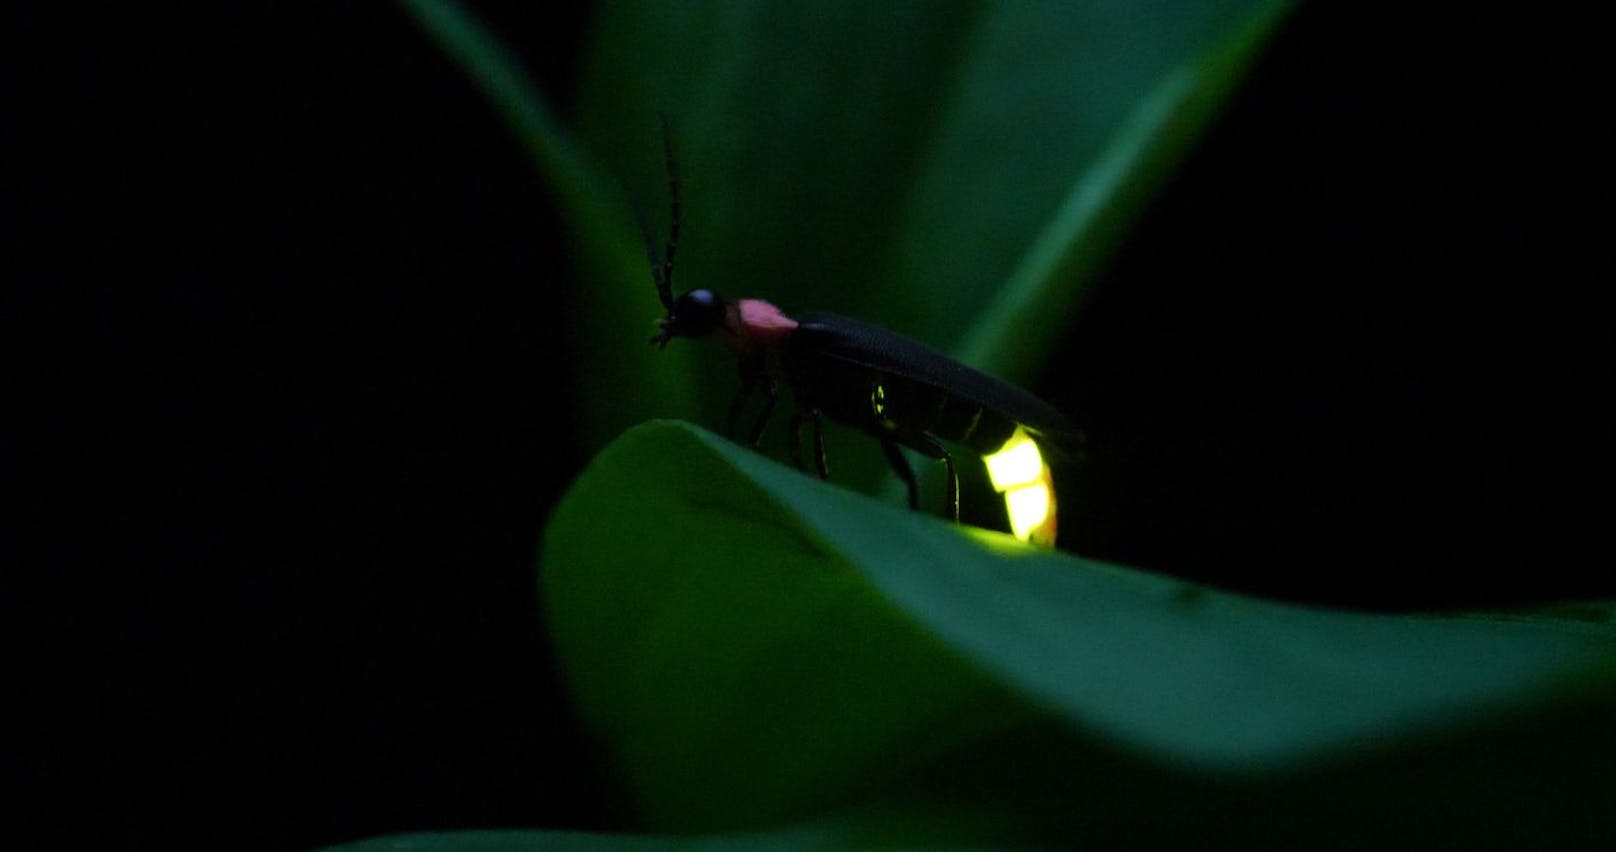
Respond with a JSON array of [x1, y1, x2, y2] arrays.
[[807, 409, 829, 479], [902, 434, 959, 521]]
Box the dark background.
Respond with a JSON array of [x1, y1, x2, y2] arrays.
[[7, 2, 1605, 850]]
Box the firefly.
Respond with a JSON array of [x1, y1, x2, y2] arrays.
[[643, 121, 1079, 546]]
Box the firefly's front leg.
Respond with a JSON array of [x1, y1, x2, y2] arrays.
[[726, 378, 754, 440], [728, 356, 772, 445], [746, 382, 777, 448]]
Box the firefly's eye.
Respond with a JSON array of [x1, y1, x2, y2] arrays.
[[672, 289, 726, 335]]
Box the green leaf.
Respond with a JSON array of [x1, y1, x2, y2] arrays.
[[541, 422, 1616, 842], [404, 0, 1296, 453]]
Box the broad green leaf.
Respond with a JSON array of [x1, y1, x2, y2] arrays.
[[405, 0, 1295, 455], [541, 422, 1616, 840]]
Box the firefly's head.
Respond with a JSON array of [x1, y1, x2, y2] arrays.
[[652, 288, 728, 348]]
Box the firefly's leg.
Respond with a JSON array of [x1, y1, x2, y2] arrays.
[[788, 411, 806, 470], [904, 434, 959, 521], [810, 409, 829, 479], [746, 382, 777, 448], [881, 439, 920, 510], [726, 378, 755, 440], [728, 356, 768, 440]]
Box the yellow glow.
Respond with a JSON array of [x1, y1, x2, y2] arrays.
[[981, 427, 1058, 547], [1005, 483, 1051, 542], [984, 433, 1043, 490]]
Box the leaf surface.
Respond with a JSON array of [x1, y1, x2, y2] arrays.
[[541, 422, 1616, 839]]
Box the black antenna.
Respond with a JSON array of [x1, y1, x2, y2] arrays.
[[658, 112, 681, 305], [634, 198, 668, 309]]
